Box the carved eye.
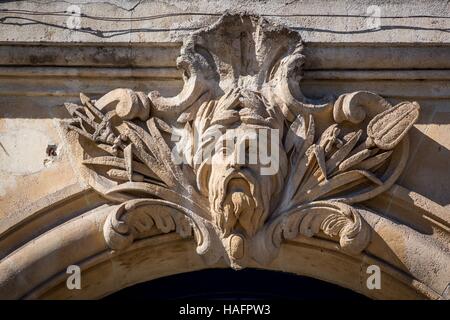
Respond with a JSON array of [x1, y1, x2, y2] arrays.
[[219, 146, 234, 158]]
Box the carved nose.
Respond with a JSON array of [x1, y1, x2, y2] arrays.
[[227, 160, 241, 169], [230, 152, 243, 169]]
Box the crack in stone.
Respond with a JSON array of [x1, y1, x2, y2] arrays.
[[4, 0, 143, 12]]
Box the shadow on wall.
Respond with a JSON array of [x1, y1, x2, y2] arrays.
[[103, 268, 370, 300], [0, 11, 449, 38], [399, 121, 450, 207]]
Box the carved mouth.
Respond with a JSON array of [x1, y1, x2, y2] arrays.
[[219, 167, 260, 210], [207, 166, 268, 236]]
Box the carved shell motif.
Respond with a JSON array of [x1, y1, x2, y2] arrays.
[[63, 15, 420, 269]]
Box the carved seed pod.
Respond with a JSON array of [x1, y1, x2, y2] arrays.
[[367, 101, 420, 150], [95, 88, 151, 121]]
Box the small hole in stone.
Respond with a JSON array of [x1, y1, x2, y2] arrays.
[[46, 144, 57, 157]]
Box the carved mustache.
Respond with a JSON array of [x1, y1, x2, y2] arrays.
[[217, 168, 258, 208], [209, 167, 267, 236]]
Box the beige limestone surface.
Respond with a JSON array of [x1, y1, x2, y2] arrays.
[[0, 1, 449, 300]]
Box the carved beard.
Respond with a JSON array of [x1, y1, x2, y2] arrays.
[[208, 167, 266, 237], [195, 89, 288, 238]]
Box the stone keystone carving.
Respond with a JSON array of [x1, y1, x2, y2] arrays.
[[64, 14, 420, 269]]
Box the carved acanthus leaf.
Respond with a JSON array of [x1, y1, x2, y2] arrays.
[[103, 199, 193, 250]]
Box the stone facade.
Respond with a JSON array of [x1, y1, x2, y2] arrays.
[[0, 1, 449, 299]]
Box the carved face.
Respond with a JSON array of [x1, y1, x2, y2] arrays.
[[196, 90, 287, 237], [63, 15, 421, 272]]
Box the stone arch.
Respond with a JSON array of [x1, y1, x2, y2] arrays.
[[0, 11, 449, 300], [0, 192, 446, 299]]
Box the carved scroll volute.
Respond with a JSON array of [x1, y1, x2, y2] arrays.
[[148, 14, 335, 122], [333, 91, 392, 124], [270, 45, 333, 121], [93, 89, 150, 121], [148, 41, 215, 119]]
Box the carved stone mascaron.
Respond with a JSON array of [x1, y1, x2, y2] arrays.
[[64, 14, 420, 269]]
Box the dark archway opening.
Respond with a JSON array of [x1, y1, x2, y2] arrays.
[[104, 269, 369, 300]]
